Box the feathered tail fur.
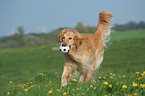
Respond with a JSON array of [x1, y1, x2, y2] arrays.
[[95, 11, 113, 47]]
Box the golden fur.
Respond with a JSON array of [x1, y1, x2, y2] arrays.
[[59, 11, 113, 86]]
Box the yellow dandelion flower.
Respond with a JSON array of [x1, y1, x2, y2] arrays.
[[10, 81, 12, 83], [138, 77, 141, 80], [55, 72, 57, 74], [122, 85, 127, 88], [141, 73, 144, 77], [142, 84, 145, 88], [140, 84, 145, 88], [99, 77, 102, 79], [73, 73, 76, 75], [113, 74, 116, 76], [48, 90, 52, 94], [104, 95, 107, 96], [28, 87, 31, 89], [57, 89, 61, 92], [62, 84, 65, 87], [49, 81, 52, 83], [90, 85, 93, 88], [27, 83, 29, 84], [77, 88, 80, 90], [24, 89, 28, 92], [103, 82, 108, 85], [143, 71, 145, 74], [136, 72, 140, 74], [40, 73, 44, 76], [109, 84, 112, 88], [133, 82, 137, 87], [70, 82, 72, 85], [110, 76, 113, 78], [63, 92, 67, 95], [18, 84, 21, 86], [103, 77, 106, 79], [81, 92, 85, 95], [110, 73, 112, 75], [72, 79, 77, 81], [72, 89, 75, 91], [133, 93, 137, 96], [30, 82, 33, 84], [116, 83, 118, 85], [123, 75, 125, 77]]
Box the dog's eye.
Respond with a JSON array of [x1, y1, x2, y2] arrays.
[[62, 37, 65, 39], [62, 37, 65, 42], [69, 37, 72, 40]]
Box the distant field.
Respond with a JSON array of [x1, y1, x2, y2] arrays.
[[111, 29, 145, 41], [0, 29, 145, 96]]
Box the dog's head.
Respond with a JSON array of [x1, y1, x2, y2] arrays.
[[59, 29, 84, 53]]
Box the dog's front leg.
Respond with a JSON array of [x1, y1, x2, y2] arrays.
[[61, 64, 72, 86]]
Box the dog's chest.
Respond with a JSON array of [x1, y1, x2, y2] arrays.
[[68, 49, 94, 65]]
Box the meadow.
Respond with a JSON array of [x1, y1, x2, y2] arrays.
[[0, 29, 145, 96]]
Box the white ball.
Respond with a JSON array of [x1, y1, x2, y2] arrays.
[[60, 46, 70, 53]]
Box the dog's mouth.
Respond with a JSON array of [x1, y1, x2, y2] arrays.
[[60, 44, 71, 53]]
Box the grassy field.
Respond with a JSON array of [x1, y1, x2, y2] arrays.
[[0, 29, 145, 96]]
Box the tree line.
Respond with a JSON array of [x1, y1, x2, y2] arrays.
[[113, 21, 145, 31], [0, 21, 145, 49]]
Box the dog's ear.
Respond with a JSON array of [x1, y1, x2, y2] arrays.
[[75, 39, 82, 48], [74, 31, 84, 48], [59, 29, 67, 46]]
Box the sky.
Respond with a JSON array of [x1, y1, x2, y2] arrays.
[[0, 0, 145, 36]]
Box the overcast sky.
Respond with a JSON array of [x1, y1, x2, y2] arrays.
[[0, 0, 145, 36]]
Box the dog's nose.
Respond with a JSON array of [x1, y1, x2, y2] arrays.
[[62, 43, 67, 46]]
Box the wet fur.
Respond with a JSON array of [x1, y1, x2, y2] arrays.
[[59, 11, 113, 86]]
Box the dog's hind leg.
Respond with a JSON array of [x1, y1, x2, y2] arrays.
[[79, 70, 87, 83], [79, 70, 93, 83], [89, 55, 103, 83], [84, 70, 93, 82], [92, 52, 104, 70]]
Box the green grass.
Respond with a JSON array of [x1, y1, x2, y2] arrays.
[[0, 29, 145, 96], [111, 29, 145, 41]]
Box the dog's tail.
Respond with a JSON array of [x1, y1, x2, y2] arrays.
[[95, 11, 113, 47]]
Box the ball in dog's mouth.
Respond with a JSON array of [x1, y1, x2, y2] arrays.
[[60, 45, 71, 53]]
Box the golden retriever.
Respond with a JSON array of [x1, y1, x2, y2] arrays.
[[59, 11, 113, 86]]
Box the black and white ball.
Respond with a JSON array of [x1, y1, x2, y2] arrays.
[[60, 46, 70, 53]]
